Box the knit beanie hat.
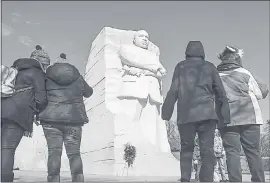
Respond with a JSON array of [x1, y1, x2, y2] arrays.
[[30, 45, 51, 65], [55, 53, 68, 63]]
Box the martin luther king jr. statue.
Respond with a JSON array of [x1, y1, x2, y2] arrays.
[[117, 30, 170, 152]]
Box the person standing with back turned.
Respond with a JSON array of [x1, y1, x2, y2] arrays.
[[1, 45, 50, 182], [39, 53, 93, 182], [217, 45, 268, 182], [162, 41, 231, 182]]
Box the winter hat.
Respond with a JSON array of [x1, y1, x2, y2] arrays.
[[185, 41, 205, 59], [30, 45, 51, 65], [218, 45, 244, 62], [55, 53, 68, 63]]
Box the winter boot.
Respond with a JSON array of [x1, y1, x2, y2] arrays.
[[1, 173, 14, 182], [47, 175, 60, 182], [72, 174, 84, 182]]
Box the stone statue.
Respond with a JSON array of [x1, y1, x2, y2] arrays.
[[83, 27, 180, 176], [117, 30, 170, 152]]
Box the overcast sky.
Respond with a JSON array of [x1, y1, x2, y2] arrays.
[[2, 1, 269, 122]]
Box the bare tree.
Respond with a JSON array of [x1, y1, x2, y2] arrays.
[[166, 120, 181, 152], [260, 120, 270, 157]]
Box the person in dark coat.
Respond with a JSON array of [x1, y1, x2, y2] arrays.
[[161, 41, 230, 182], [1, 45, 50, 182], [39, 53, 93, 182]]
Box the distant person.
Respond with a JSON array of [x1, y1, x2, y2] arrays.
[[162, 41, 230, 182], [1, 45, 49, 182], [193, 135, 201, 182], [213, 129, 228, 182], [39, 53, 93, 182], [217, 46, 269, 182]]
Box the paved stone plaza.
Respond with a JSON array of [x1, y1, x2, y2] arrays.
[[13, 170, 270, 182]]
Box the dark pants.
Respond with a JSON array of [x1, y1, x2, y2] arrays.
[[178, 120, 217, 182], [1, 120, 24, 182], [220, 124, 265, 182], [42, 123, 83, 182]]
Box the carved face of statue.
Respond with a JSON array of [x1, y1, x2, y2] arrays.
[[133, 30, 149, 49]]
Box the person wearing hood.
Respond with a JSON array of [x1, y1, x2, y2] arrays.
[[1, 45, 49, 182], [162, 41, 230, 182], [217, 46, 269, 182], [39, 53, 93, 182]]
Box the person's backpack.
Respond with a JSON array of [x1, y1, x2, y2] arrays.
[[1, 64, 33, 98]]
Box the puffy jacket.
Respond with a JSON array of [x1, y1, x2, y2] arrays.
[[39, 63, 93, 125], [217, 59, 269, 126], [1, 58, 47, 135], [162, 41, 230, 126]]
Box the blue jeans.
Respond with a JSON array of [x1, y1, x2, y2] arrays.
[[42, 123, 83, 177], [1, 120, 24, 182], [220, 125, 265, 182]]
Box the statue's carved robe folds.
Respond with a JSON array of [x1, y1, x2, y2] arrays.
[[13, 27, 180, 176], [117, 44, 168, 151], [118, 44, 163, 103]]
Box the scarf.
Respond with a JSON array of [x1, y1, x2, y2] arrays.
[[217, 59, 243, 72]]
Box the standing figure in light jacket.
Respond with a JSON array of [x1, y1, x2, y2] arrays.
[[39, 53, 93, 182], [217, 46, 269, 182], [162, 41, 231, 182], [1, 45, 50, 182], [193, 135, 201, 182], [213, 129, 228, 182]]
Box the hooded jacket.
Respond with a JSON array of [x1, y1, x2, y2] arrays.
[[217, 59, 269, 126], [1, 58, 47, 135], [162, 41, 230, 126], [39, 63, 93, 125]]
